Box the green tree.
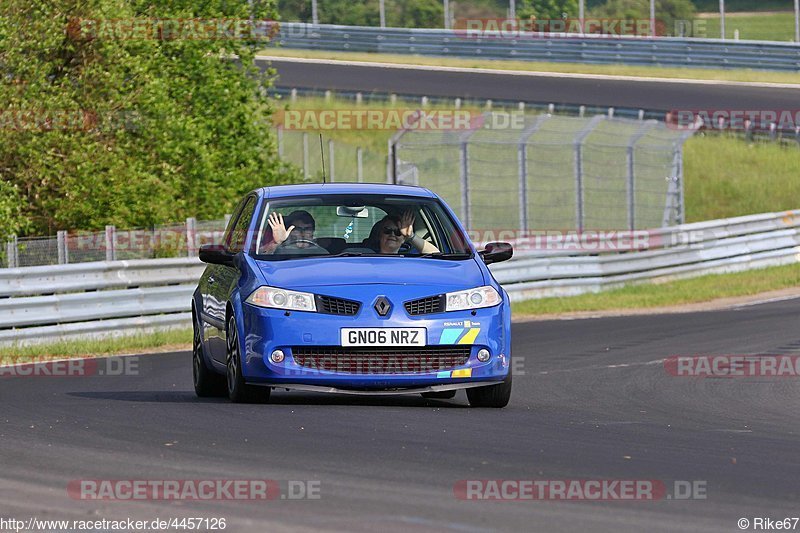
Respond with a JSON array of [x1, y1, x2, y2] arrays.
[[517, 0, 579, 20], [0, 0, 294, 236], [276, 0, 443, 28]]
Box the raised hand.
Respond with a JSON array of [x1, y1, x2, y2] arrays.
[[399, 209, 415, 239], [268, 212, 294, 245]]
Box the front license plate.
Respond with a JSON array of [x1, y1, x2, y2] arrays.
[[341, 328, 427, 347]]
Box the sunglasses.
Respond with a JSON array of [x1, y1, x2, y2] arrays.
[[382, 227, 402, 237]]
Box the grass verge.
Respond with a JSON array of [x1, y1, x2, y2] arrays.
[[261, 48, 800, 85], [700, 11, 797, 42], [684, 135, 800, 222], [512, 262, 800, 316], [0, 328, 191, 364]]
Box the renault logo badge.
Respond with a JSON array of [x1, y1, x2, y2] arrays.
[[373, 296, 392, 317]]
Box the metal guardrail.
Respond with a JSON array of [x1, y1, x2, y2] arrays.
[[273, 23, 800, 72], [1, 209, 799, 345]]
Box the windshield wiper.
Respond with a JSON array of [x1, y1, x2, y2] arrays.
[[328, 251, 368, 257], [415, 252, 472, 260]]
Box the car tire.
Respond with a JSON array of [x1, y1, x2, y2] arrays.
[[421, 391, 457, 400], [226, 314, 271, 404], [193, 314, 226, 398], [466, 371, 512, 408]]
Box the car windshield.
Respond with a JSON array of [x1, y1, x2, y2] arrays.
[[252, 194, 472, 260]]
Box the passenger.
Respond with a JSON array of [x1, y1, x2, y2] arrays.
[[262, 210, 316, 254], [366, 210, 440, 254]]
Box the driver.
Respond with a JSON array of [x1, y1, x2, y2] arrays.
[[366, 210, 440, 254], [262, 210, 316, 254]]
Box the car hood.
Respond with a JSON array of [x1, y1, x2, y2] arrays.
[[256, 256, 485, 289]]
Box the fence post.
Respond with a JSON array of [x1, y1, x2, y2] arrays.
[[516, 115, 550, 234], [57, 230, 69, 265], [517, 141, 528, 233], [105, 225, 116, 261], [328, 139, 335, 182], [277, 126, 284, 157], [6, 235, 18, 268], [302, 132, 309, 180], [627, 121, 657, 231], [186, 217, 197, 257], [460, 142, 469, 228], [459, 127, 479, 230], [357, 147, 364, 182], [387, 129, 408, 184], [573, 115, 605, 232]]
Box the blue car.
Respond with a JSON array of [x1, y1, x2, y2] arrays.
[[192, 183, 514, 407]]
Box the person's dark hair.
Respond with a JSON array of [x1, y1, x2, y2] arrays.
[[365, 214, 400, 251], [284, 210, 315, 230]]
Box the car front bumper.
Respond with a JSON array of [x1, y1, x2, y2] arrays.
[[238, 301, 511, 391]]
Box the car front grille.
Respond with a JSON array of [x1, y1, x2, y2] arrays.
[[292, 346, 471, 374], [316, 295, 361, 316], [404, 295, 445, 316]]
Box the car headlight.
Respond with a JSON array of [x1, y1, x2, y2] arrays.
[[445, 286, 501, 311], [246, 286, 317, 312]]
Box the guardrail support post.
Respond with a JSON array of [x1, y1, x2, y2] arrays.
[[6, 235, 18, 268], [677, 148, 686, 225], [57, 230, 69, 264], [186, 217, 197, 257], [105, 225, 116, 262]]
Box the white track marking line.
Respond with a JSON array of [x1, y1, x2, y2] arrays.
[[538, 358, 665, 375]]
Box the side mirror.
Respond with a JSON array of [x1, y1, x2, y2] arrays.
[[199, 244, 235, 267], [479, 242, 513, 265]]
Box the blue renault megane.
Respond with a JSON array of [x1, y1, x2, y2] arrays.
[[192, 183, 514, 407]]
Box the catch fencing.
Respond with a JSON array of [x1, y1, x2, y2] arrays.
[[2, 210, 798, 346], [390, 112, 696, 232], [2, 218, 228, 269]]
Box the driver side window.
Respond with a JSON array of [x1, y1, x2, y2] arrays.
[[226, 196, 257, 254]]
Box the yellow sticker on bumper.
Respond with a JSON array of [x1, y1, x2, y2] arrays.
[[457, 328, 480, 345], [451, 368, 472, 378]]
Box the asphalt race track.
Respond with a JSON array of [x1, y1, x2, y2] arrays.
[[260, 57, 800, 112], [3, 298, 800, 532]]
